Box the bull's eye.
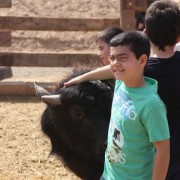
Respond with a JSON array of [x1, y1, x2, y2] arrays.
[[70, 105, 84, 122]]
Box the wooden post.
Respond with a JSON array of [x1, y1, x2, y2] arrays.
[[0, 31, 11, 46], [135, 0, 147, 12], [120, 0, 149, 31], [120, 0, 136, 31], [0, 0, 12, 46], [0, 0, 11, 8], [0, 0, 12, 81]]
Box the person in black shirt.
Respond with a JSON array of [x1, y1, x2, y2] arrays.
[[144, 1, 180, 179]]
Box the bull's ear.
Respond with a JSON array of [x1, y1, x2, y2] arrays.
[[70, 105, 84, 121]]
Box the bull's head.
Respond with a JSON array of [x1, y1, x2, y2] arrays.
[[34, 78, 114, 180]]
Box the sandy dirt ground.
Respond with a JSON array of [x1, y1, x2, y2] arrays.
[[0, 96, 80, 180], [0, 0, 120, 179]]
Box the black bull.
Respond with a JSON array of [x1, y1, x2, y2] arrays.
[[34, 70, 114, 180]]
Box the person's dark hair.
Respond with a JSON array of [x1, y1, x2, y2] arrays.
[[135, 12, 145, 31], [110, 30, 150, 59], [96, 27, 123, 44], [145, 0, 180, 51]]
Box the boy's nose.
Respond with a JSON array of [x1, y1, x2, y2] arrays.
[[111, 58, 119, 64], [98, 51, 102, 57]]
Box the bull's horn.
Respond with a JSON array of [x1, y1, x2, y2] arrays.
[[34, 82, 51, 98], [41, 95, 61, 105]]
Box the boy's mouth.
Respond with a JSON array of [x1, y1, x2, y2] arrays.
[[112, 69, 124, 73]]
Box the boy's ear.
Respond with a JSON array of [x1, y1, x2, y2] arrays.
[[143, 28, 147, 35], [139, 54, 148, 67]]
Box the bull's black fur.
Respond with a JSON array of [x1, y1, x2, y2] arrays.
[[38, 69, 114, 180]]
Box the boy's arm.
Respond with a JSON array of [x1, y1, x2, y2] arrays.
[[152, 140, 170, 180], [64, 65, 114, 86]]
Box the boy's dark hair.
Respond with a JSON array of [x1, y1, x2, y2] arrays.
[[145, 0, 180, 51], [110, 30, 150, 59], [96, 27, 123, 44]]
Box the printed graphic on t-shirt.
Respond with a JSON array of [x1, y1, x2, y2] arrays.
[[113, 91, 137, 121], [107, 89, 137, 165], [107, 121, 126, 164]]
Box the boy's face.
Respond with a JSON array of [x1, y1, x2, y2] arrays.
[[96, 39, 110, 65], [109, 45, 145, 87]]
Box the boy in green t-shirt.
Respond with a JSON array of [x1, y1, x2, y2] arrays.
[[64, 30, 170, 180]]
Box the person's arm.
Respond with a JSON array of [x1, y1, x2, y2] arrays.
[[64, 65, 114, 86], [152, 140, 170, 180]]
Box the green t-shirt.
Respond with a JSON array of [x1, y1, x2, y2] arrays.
[[103, 77, 170, 180]]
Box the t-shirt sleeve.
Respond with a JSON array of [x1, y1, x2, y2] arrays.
[[142, 102, 170, 142]]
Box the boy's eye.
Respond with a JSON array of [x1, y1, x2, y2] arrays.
[[99, 46, 104, 50], [108, 53, 136, 63], [108, 55, 128, 62], [119, 56, 128, 61]]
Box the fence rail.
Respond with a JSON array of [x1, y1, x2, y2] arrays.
[[0, 16, 120, 31], [0, 52, 100, 67]]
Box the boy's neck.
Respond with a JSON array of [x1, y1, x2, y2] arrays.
[[123, 77, 146, 88], [150, 43, 175, 59]]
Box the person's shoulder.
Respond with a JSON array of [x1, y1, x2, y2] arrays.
[[148, 51, 180, 62], [175, 50, 180, 55], [144, 93, 166, 112], [173, 51, 180, 59]]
